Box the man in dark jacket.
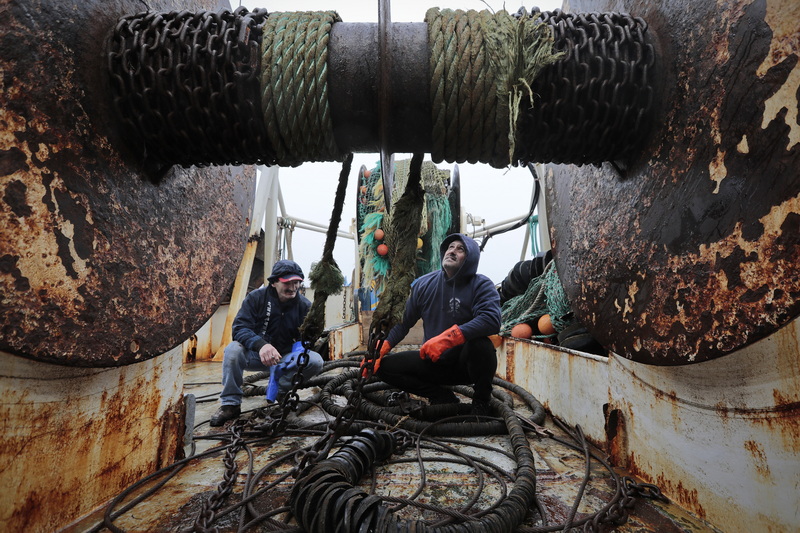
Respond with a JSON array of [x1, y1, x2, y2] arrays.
[[211, 259, 324, 426], [369, 233, 501, 415]]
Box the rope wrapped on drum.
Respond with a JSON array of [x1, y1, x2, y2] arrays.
[[425, 8, 564, 168], [108, 7, 654, 169], [260, 11, 347, 166]]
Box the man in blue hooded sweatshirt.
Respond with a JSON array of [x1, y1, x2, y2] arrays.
[[370, 233, 501, 415]]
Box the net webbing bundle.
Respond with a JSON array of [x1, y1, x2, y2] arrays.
[[358, 159, 452, 304], [500, 261, 574, 338]]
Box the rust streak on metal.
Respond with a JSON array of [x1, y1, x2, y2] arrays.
[[548, 0, 800, 365], [504, 340, 516, 384], [0, 0, 255, 367]]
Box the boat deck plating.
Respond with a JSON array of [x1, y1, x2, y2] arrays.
[[66, 359, 718, 532]]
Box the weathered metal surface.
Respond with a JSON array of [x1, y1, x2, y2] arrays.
[[607, 317, 800, 532], [501, 335, 611, 443], [66, 356, 714, 532], [546, 0, 800, 364], [327, 21, 432, 154], [0, 347, 185, 533], [0, 0, 255, 366], [500, 314, 800, 533]]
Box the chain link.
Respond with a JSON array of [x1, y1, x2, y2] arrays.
[[516, 9, 655, 167], [255, 344, 311, 436], [583, 475, 670, 532], [192, 421, 246, 533], [108, 7, 273, 167], [288, 321, 393, 478]]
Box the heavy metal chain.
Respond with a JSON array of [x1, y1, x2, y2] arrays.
[[255, 345, 311, 436], [516, 9, 656, 168], [193, 347, 312, 532], [289, 322, 389, 478], [584, 476, 669, 531], [192, 421, 247, 533], [107, 7, 273, 167]]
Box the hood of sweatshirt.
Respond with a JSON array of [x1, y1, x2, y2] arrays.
[[439, 233, 480, 283]]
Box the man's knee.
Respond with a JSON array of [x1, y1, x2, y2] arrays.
[[222, 341, 247, 369]]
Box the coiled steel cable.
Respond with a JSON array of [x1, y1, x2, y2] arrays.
[[101, 354, 666, 532]]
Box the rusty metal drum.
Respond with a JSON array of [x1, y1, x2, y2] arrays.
[[0, 0, 255, 366], [545, 0, 800, 364]]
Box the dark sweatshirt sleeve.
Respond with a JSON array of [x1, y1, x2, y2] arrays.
[[456, 276, 502, 340], [385, 288, 422, 347], [232, 290, 269, 353]]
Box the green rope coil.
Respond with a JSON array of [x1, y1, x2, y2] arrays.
[[426, 8, 563, 168], [260, 11, 346, 167]]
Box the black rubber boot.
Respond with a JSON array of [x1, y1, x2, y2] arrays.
[[210, 404, 241, 427]]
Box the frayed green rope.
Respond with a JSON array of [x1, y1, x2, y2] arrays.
[[426, 8, 564, 167], [372, 154, 425, 330]]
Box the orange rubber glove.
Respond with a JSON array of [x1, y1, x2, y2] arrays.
[[419, 325, 465, 363], [361, 341, 392, 377]]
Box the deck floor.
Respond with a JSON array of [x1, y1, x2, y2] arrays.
[[71, 359, 719, 532]]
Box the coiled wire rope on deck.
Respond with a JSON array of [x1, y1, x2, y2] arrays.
[[101, 355, 667, 533]]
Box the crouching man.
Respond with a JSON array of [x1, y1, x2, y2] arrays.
[[211, 259, 324, 426]]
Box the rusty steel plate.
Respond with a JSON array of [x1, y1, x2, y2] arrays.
[[0, 0, 254, 366], [545, 0, 800, 365]]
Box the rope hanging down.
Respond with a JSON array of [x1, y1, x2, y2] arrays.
[[371, 153, 426, 335], [426, 8, 564, 168], [299, 154, 353, 344]]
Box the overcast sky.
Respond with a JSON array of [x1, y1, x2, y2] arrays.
[[242, 0, 563, 285]]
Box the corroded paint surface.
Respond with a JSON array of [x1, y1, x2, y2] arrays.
[[499, 318, 800, 532], [547, 0, 800, 364], [0, 348, 184, 533], [0, 0, 255, 366], [606, 318, 800, 532]]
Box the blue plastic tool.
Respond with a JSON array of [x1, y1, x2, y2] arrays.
[[266, 341, 304, 402]]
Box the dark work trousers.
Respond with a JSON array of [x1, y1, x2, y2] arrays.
[[376, 337, 497, 403]]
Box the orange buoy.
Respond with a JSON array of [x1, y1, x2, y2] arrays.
[[363, 169, 371, 178], [374, 228, 385, 240], [538, 314, 556, 335], [416, 237, 423, 249], [510, 322, 533, 339], [376, 243, 389, 256]]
